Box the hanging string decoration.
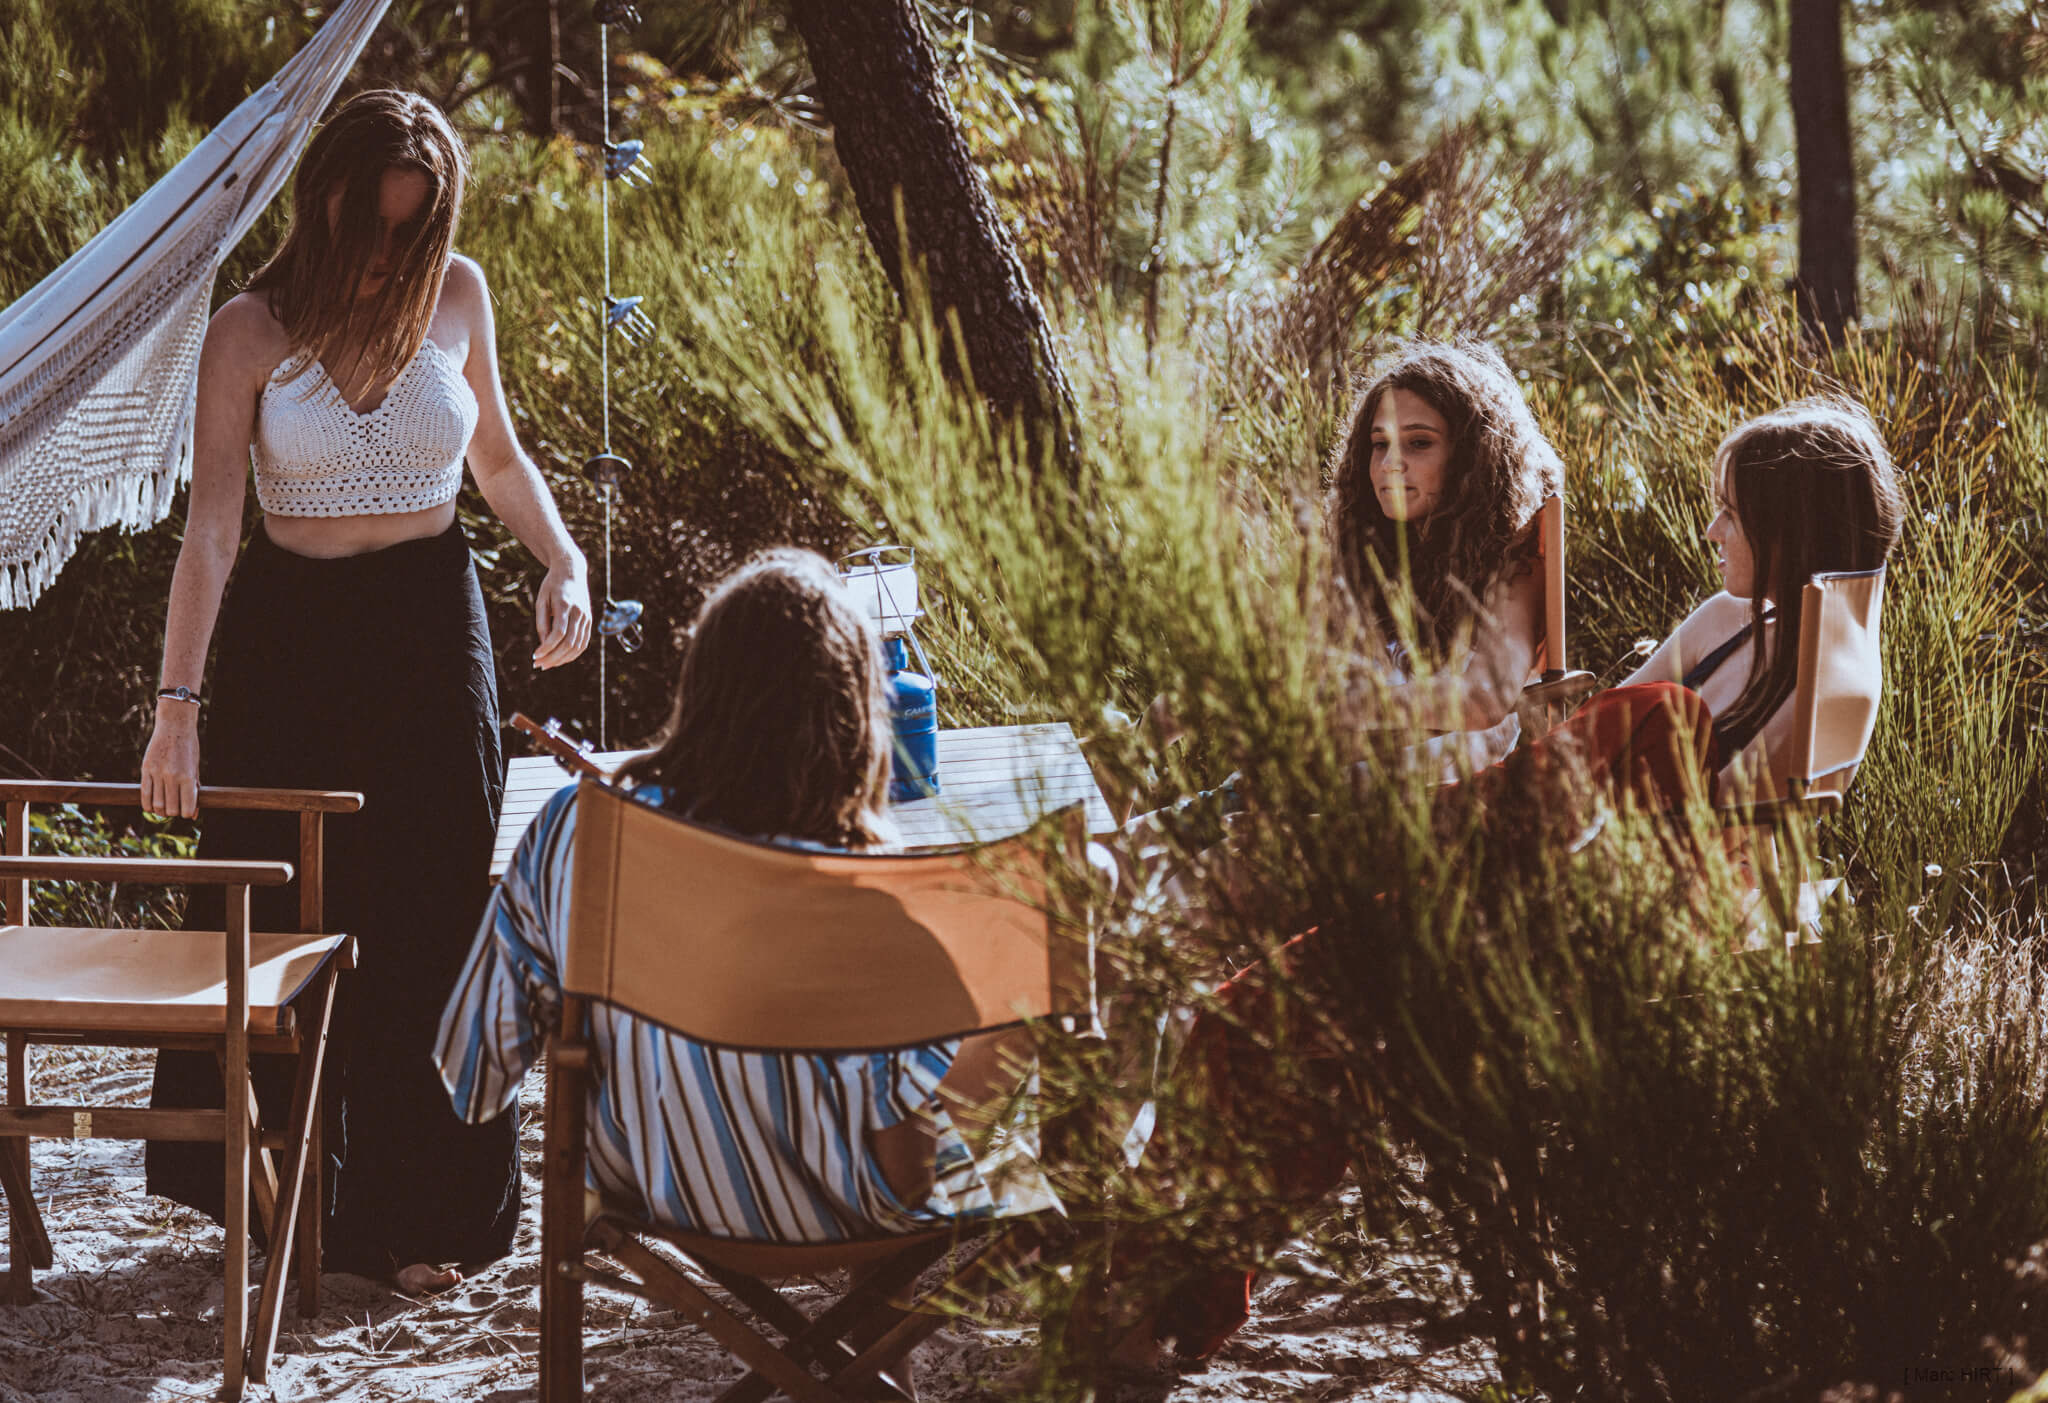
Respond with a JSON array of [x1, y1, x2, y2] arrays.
[[583, 0, 652, 748]]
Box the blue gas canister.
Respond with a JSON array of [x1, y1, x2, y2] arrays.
[[884, 635, 939, 800]]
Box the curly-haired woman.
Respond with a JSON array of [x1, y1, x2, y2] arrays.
[[1328, 338, 1561, 768]]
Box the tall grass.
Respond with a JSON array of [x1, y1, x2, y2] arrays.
[[612, 102, 2048, 1395], [4, 13, 2047, 1396]]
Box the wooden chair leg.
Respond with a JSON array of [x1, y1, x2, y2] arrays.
[[603, 1232, 849, 1403], [297, 1098, 322, 1315], [542, 1249, 587, 1403], [246, 964, 339, 1384], [828, 1226, 1042, 1398], [541, 1034, 593, 1403], [221, 887, 251, 1402], [711, 1243, 946, 1403], [247, 1081, 280, 1244], [0, 1128, 51, 1288], [5, 1033, 39, 1304]]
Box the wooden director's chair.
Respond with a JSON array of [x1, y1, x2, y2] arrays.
[[540, 780, 1092, 1403], [1719, 566, 1886, 948], [1517, 494, 1599, 735], [0, 782, 360, 1399]]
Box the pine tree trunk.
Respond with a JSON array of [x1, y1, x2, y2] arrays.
[[507, 0, 559, 137], [1788, 0, 1858, 345], [788, 0, 1076, 461]]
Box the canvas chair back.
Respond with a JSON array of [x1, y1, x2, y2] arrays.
[[563, 780, 1088, 1050], [1512, 496, 1597, 742], [1788, 566, 1885, 800], [1536, 493, 1568, 678]]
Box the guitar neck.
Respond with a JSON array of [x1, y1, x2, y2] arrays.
[[508, 712, 613, 781]]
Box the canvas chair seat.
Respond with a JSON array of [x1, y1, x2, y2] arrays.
[[0, 926, 351, 1036], [586, 1185, 956, 1278]]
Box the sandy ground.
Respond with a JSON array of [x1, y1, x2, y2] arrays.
[[0, 1044, 1494, 1401]]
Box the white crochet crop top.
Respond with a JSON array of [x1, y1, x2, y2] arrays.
[[253, 338, 478, 517]]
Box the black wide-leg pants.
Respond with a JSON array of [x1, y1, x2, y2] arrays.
[[146, 520, 518, 1274]]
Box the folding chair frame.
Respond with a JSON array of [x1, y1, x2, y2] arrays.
[[1701, 567, 1886, 950], [539, 1006, 1059, 1403], [0, 781, 360, 1399]]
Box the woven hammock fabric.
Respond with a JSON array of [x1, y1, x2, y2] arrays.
[[0, 0, 392, 609]]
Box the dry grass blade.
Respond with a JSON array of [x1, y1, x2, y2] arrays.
[[1269, 126, 1593, 394]]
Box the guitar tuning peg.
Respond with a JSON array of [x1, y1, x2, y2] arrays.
[[604, 139, 652, 186], [540, 717, 590, 753], [604, 294, 655, 345], [596, 0, 641, 25]]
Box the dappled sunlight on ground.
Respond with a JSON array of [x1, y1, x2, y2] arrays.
[[0, 1044, 1493, 1401]]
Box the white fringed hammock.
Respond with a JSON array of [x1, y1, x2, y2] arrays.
[[0, 0, 392, 609]]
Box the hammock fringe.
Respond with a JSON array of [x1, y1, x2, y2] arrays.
[[0, 0, 393, 610], [0, 435, 191, 610]]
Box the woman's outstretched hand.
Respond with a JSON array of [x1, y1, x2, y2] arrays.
[[140, 706, 202, 818], [533, 559, 593, 670]]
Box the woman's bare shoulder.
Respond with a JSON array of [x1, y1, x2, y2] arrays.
[[207, 292, 288, 354], [441, 252, 488, 302], [202, 292, 290, 387], [1673, 590, 1752, 638]]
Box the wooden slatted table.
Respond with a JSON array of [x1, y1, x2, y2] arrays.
[[492, 722, 1117, 879]]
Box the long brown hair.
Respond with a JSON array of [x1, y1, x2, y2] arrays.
[[1710, 396, 1903, 760], [248, 90, 467, 396], [617, 549, 896, 849], [1329, 340, 1562, 658]]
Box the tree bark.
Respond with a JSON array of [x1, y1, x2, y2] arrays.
[[506, 0, 560, 137], [1788, 0, 1858, 345], [787, 0, 1077, 462]]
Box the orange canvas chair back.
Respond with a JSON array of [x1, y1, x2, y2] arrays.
[[564, 778, 1088, 1050], [1537, 493, 1568, 678], [541, 780, 1091, 1403], [1518, 495, 1597, 734], [1787, 566, 1885, 801]]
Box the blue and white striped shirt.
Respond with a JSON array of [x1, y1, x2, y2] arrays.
[[433, 783, 1025, 1243]]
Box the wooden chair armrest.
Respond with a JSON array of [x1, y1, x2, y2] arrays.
[[1521, 670, 1598, 707], [0, 781, 363, 814], [0, 855, 295, 886], [1713, 793, 1842, 827]]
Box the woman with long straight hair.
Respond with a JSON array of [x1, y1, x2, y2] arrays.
[[1469, 394, 1904, 811], [437, 549, 1031, 1275], [1612, 396, 1902, 797], [140, 90, 591, 1293]]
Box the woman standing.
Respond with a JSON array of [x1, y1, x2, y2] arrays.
[[139, 90, 591, 1294]]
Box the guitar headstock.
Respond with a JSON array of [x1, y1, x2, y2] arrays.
[[508, 712, 611, 780]]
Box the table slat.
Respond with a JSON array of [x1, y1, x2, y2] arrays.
[[491, 723, 1113, 878]]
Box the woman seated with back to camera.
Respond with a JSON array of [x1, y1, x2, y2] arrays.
[[432, 548, 1034, 1249]]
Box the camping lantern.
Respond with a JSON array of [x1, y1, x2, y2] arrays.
[[840, 546, 939, 801]]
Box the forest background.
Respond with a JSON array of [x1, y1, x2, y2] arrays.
[[4, 1, 2048, 1398]]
